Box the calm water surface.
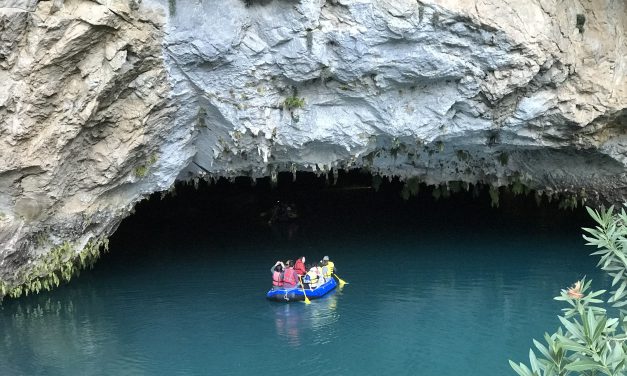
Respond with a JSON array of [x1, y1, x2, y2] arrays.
[[0, 183, 607, 375]]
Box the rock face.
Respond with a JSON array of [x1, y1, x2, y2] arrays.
[[0, 0, 194, 295], [0, 0, 625, 296]]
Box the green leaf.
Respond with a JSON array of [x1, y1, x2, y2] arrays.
[[556, 334, 589, 353], [584, 307, 596, 339], [559, 316, 585, 341], [509, 360, 535, 376], [529, 349, 540, 374], [606, 342, 624, 366], [586, 289, 607, 299], [533, 339, 552, 360], [587, 206, 602, 225], [612, 281, 627, 303], [564, 357, 605, 372], [592, 315, 607, 342], [613, 271, 623, 286]]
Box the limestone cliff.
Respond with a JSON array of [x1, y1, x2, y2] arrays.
[[0, 0, 625, 297], [0, 0, 194, 296]]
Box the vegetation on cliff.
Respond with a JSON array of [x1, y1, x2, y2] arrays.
[[0, 238, 109, 301]]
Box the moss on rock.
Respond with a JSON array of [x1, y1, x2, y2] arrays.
[[0, 237, 109, 301]]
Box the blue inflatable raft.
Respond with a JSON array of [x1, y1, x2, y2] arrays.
[[266, 277, 337, 302]]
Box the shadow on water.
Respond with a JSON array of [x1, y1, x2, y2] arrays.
[[0, 170, 603, 375]]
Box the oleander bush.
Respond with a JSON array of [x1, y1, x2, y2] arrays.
[[510, 205, 627, 376]]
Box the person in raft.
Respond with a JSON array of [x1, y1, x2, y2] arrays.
[[282, 260, 299, 289], [321, 256, 335, 279], [271, 261, 285, 290], [293, 256, 307, 276], [303, 264, 322, 289]]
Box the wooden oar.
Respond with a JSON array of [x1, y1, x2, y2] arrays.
[[333, 273, 347, 287], [298, 275, 311, 304]]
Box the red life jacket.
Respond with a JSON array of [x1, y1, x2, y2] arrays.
[[283, 268, 297, 286], [294, 260, 306, 276], [272, 271, 283, 286]]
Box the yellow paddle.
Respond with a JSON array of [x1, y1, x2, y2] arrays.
[[298, 275, 311, 304], [333, 273, 347, 287]]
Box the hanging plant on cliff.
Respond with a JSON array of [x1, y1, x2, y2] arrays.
[[283, 96, 305, 110], [510, 205, 627, 376]]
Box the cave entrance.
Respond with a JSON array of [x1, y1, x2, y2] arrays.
[[110, 169, 591, 253], [99, 170, 593, 290]]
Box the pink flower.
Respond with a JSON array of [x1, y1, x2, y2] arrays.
[[567, 281, 584, 299]]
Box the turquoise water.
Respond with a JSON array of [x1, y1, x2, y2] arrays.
[[0, 178, 607, 375]]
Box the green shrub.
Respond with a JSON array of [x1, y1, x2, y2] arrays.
[[283, 96, 305, 109], [134, 165, 148, 178], [510, 205, 627, 376], [134, 154, 158, 178]]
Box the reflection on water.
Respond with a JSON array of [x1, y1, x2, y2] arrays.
[[272, 289, 341, 347], [0, 288, 127, 376]]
